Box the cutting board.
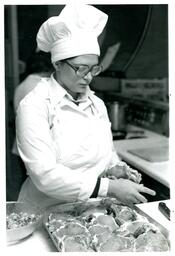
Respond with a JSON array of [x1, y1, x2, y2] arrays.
[[128, 146, 169, 162]]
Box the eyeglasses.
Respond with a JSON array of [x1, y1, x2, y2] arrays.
[[64, 60, 102, 78]]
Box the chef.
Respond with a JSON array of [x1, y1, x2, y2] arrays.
[[16, 3, 155, 209]]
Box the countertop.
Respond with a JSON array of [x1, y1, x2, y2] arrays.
[[137, 199, 173, 232], [6, 223, 57, 252], [113, 127, 170, 187], [5, 199, 174, 253]]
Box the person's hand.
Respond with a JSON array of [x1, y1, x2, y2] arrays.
[[106, 162, 142, 183], [107, 178, 156, 208], [126, 167, 142, 183]]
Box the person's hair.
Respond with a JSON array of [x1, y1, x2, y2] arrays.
[[22, 51, 54, 80]]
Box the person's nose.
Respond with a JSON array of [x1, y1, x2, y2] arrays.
[[83, 71, 93, 82]]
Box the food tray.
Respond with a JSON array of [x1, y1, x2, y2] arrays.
[[43, 198, 170, 252]]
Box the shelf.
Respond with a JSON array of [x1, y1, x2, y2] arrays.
[[104, 92, 169, 110]]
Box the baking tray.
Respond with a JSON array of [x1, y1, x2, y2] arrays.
[[43, 198, 170, 251], [132, 204, 169, 240]]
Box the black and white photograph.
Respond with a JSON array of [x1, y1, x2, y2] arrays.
[[1, 0, 175, 253]]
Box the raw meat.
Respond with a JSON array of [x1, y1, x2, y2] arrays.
[[135, 230, 169, 251]]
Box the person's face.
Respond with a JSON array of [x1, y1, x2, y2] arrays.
[[55, 54, 100, 97]]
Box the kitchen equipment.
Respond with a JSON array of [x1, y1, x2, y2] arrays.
[[105, 92, 169, 136], [112, 129, 147, 140], [6, 202, 42, 243], [43, 198, 170, 252], [107, 101, 126, 131], [112, 130, 127, 140], [158, 202, 170, 221]]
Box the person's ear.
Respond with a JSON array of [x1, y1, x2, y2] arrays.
[[53, 61, 61, 71]]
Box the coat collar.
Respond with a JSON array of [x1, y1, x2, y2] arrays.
[[47, 73, 95, 107]]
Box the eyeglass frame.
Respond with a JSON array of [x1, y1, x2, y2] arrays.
[[63, 60, 103, 78]]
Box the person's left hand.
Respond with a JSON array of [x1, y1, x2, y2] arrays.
[[105, 162, 142, 183]]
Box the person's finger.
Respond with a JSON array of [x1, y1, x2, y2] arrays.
[[135, 174, 142, 183], [108, 175, 116, 180], [129, 168, 140, 178], [125, 201, 135, 209], [139, 185, 156, 196], [129, 174, 137, 182], [125, 167, 142, 183], [129, 173, 141, 183], [126, 197, 139, 208], [137, 174, 142, 182], [135, 193, 148, 203], [130, 168, 138, 174]]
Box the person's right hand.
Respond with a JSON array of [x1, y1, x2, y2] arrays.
[[107, 178, 156, 208], [106, 163, 142, 183]]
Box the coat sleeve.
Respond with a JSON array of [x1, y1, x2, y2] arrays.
[[16, 95, 98, 202]]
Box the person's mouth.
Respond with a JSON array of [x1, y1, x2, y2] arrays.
[[80, 83, 89, 87]]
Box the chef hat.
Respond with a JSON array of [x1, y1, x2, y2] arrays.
[[36, 3, 108, 63]]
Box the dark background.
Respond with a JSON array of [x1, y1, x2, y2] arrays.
[[14, 5, 168, 77]]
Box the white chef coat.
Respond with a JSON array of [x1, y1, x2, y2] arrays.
[[12, 74, 44, 156], [14, 74, 44, 113], [16, 74, 120, 209]]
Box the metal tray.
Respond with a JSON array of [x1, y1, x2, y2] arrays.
[[132, 204, 169, 240], [43, 198, 170, 252]]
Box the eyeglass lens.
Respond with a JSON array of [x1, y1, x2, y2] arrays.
[[64, 60, 102, 77], [77, 65, 102, 77]]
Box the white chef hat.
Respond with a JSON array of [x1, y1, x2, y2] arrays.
[[36, 3, 108, 63]]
